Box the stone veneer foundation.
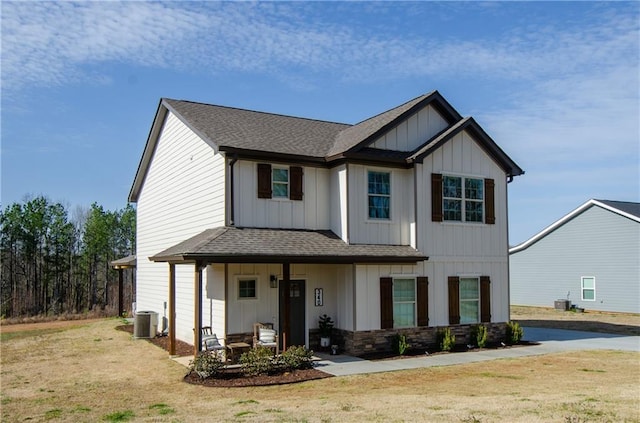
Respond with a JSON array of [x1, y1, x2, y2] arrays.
[[226, 323, 508, 356]]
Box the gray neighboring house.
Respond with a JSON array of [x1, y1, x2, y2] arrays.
[[509, 199, 640, 313]]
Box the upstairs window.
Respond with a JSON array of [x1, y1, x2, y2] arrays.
[[368, 171, 390, 219], [443, 175, 483, 222], [432, 173, 495, 224], [257, 164, 303, 200], [272, 167, 289, 198]]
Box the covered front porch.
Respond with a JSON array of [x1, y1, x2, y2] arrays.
[[148, 227, 427, 358]]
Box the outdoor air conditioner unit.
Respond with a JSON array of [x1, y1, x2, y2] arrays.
[[134, 311, 158, 339]]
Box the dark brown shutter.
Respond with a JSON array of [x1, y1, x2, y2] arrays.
[[431, 173, 443, 222], [448, 276, 460, 325], [480, 276, 491, 322], [289, 166, 303, 201], [257, 163, 272, 199], [417, 276, 429, 326], [380, 277, 393, 329], [485, 178, 495, 224]]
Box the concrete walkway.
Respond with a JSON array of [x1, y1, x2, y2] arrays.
[[313, 327, 640, 377], [172, 327, 639, 376]]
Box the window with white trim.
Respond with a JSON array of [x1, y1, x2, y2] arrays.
[[393, 278, 416, 327], [581, 276, 596, 301], [443, 175, 484, 222], [238, 278, 257, 299], [368, 171, 391, 219], [272, 167, 289, 198], [459, 277, 480, 324]]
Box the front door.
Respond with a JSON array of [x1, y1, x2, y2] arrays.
[[279, 279, 306, 348]]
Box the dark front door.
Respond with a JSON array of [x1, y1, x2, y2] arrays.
[[279, 279, 306, 348]]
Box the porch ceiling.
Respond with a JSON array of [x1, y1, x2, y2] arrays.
[[150, 227, 427, 264]]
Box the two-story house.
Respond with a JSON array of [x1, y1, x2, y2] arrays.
[[128, 91, 524, 356]]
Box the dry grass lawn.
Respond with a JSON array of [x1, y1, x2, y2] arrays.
[[1, 310, 639, 422]]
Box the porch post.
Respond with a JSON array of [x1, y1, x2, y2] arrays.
[[282, 263, 291, 351], [117, 269, 124, 317], [194, 261, 203, 357], [168, 263, 176, 356]]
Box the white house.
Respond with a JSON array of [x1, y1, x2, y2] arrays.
[[510, 199, 640, 314], [128, 91, 524, 356]]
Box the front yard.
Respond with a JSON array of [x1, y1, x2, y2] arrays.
[[1, 309, 638, 422]]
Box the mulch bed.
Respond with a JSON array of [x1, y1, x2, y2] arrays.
[[184, 367, 332, 387], [115, 324, 332, 387]]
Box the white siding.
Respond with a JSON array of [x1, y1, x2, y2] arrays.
[[234, 161, 330, 230], [135, 111, 226, 343], [510, 206, 640, 313], [330, 165, 349, 241], [371, 105, 449, 151], [413, 129, 511, 324], [416, 130, 509, 259], [225, 263, 342, 347], [348, 164, 414, 245]]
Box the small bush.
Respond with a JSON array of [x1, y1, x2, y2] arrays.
[[470, 324, 488, 348], [393, 334, 410, 355], [240, 346, 276, 376], [506, 321, 524, 345], [276, 345, 314, 371], [437, 327, 456, 352], [189, 351, 224, 379]]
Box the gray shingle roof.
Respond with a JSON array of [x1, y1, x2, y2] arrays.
[[151, 227, 427, 264], [596, 200, 640, 219], [164, 99, 350, 158]]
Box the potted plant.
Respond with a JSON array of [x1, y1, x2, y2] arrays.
[[318, 314, 334, 348]]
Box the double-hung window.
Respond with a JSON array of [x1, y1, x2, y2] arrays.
[[443, 175, 484, 222], [393, 278, 416, 327], [459, 277, 480, 324], [368, 171, 390, 219], [272, 167, 289, 198], [581, 276, 596, 301]]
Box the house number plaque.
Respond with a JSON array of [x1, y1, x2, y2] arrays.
[[314, 288, 323, 306]]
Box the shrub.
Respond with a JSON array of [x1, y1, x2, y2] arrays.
[[506, 321, 524, 345], [240, 346, 276, 376], [277, 345, 314, 371], [393, 334, 410, 355], [189, 351, 224, 379], [437, 327, 456, 352], [470, 324, 488, 348]]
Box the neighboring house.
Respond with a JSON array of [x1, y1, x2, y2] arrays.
[[128, 91, 524, 356], [510, 199, 640, 314]]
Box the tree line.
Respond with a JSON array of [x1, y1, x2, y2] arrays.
[[0, 196, 136, 319]]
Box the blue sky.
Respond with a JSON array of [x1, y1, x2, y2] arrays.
[[1, 1, 638, 245]]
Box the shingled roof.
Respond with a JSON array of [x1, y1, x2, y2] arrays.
[[163, 99, 349, 158], [130, 91, 523, 201], [150, 227, 427, 264]]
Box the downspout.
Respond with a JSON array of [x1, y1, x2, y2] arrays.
[[228, 155, 238, 226]]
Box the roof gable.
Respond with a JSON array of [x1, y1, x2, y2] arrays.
[[327, 90, 462, 158], [510, 199, 640, 253], [409, 116, 524, 177]]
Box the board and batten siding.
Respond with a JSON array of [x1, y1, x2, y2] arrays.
[[233, 160, 331, 230], [510, 206, 640, 313], [371, 104, 449, 151], [415, 128, 511, 325], [135, 111, 226, 343], [348, 164, 414, 245], [330, 165, 349, 242]]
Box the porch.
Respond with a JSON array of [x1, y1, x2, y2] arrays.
[[148, 226, 427, 358]]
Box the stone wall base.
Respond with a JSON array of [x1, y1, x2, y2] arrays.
[[227, 323, 508, 356]]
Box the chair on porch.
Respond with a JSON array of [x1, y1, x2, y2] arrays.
[[200, 326, 226, 357], [253, 323, 279, 354]]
